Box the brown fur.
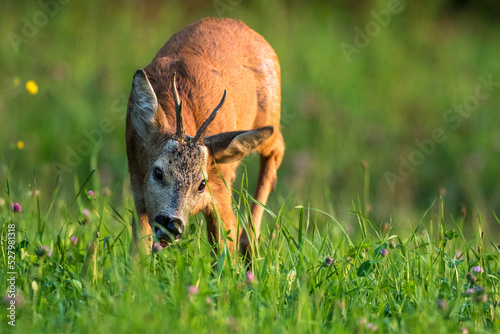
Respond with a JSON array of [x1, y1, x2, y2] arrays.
[[126, 17, 284, 258]]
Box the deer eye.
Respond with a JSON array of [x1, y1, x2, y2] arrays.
[[153, 168, 163, 181], [198, 180, 206, 192]]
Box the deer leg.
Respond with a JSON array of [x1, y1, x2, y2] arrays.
[[129, 174, 153, 257], [205, 184, 237, 255], [130, 210, 153, 257], [240, 132, 284, 257]]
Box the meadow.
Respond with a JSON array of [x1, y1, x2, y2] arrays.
[[1, 1, 499, 332]]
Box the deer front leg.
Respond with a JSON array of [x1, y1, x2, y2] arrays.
[[204, 188, 237, 255], [131, 211, 153, 254], [240, 133, 284, 258], [129, 182, 153, 258], [130, 210, 153, 260]]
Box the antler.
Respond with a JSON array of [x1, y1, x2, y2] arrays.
[[171, 73, 185, 142], [192, 90, 227, 144]]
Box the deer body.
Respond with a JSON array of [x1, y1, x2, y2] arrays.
[[126, 18, 284, 257]]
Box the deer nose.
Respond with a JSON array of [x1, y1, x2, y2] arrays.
[[154, 215, 184, 240]]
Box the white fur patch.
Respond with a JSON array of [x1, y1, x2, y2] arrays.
[[130, 70, 158, 141]]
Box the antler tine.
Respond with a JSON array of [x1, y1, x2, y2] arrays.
[[193, 90, 227, 144], [171, 73, 185, 141]]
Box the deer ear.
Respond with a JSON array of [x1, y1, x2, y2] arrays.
[[130, 69, 158, 141], [204, 126, 274, 164]]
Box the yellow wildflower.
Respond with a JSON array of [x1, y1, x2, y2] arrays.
[[26, 80, 38, 95], [17, 140, 24, 149]]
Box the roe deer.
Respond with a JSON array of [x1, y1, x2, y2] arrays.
[[126, 17, 284, 259]]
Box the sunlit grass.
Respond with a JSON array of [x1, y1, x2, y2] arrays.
[[0, 170, 498, 333]]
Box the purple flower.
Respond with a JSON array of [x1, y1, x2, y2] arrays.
[[152, 242, 163, 253], [37, 245, 52, 257], [246, 271, 256, 285], [3, 293, 25, 309], [380, 248, 388, 257], [472, 266, 484, 274], [87, 190, 94, 198], [436, 299, 448, 310], [324, 256, 334, 266], [466, 288, 474, 295], [187, 285, 199, 295], [10, 202, 22, 213], [70, 236, 78, 245], [83, 208, 90, 217], [466, 272, 477, 284]]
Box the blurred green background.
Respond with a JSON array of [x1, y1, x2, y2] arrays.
[[1, 0, 499, 236]]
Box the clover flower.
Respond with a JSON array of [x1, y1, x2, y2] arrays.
[[472, 266, 484, 274], [436, 299, 448, 311], [246, 271, 256, 285], [3, 293, 25, 309], [152, 242, 163, 253], [37, 245, 52, 257], [10, 202, 22, 213], [466, 272, 477, 284], [187, 285, 199, 296]]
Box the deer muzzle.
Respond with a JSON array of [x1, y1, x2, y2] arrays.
[[154, 215, 184, 242]]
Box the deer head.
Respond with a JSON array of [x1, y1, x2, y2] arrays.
[[129, 69, 273, 244]]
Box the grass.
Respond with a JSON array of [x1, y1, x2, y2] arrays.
[[1, 1, 500, 332], [1, 171, 499, 333]]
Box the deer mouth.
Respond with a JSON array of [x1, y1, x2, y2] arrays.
[[155, 228, 170, 247], [154, 215, 183, 245], [154, 226, 181, 247]]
